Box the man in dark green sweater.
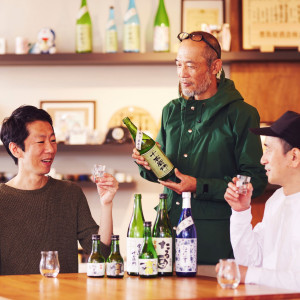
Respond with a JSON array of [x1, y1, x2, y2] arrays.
[[0, 105, 118, 275], [132, 31, 268, 266]]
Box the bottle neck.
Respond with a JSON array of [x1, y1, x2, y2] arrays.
[[109, 8, 115, 19], [182, 196, 191, 209], [111, 240, 120, 254], [143, 226, 152, 242], [128, 0, 136, 9], [92, 239, 101, 253], [123, 118, 137, 139], [81, 0, 87, 7], [158, 0, 166, 11], [134, 196, 143, 219]]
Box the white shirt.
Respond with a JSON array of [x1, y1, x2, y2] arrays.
[[230, 188, 300, 291]]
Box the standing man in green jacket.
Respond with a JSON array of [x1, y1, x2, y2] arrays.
[[132, 31, 268, 265]]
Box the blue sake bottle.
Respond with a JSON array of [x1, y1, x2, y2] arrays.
[[175, 192, 197, 277]]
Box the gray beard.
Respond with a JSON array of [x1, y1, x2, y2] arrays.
[[181, 72, 212, 98]]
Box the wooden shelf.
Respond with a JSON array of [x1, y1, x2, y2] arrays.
[[0, 51, 299, 66]]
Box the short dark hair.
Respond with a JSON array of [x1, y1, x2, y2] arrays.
[[190, 31, 221, 67], [0, 105, 53, 165], [279, 138, 294, 154]]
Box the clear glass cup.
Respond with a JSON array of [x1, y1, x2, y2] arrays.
[[93, 164, 106, 183], [40, 251, 60, 278], [217, 259, 241, 289], [236, 175, 251, 195]]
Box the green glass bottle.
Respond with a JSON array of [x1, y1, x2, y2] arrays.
[[152, 193, 173, 276], [106, 235, 124, 278], [87, 234, 105, 277], [153, 0, 170, 52], [139, 221, 158, 278], [122, 117, 174, 181], [76, 0, 92, 53], [127, 194, 145, 276]]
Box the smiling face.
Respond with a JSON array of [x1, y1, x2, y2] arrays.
[[176, 39, 220, 100], [261, 136, 291, 186], [18, 120, 57, 177]]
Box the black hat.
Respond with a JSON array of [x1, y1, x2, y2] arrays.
[[250, 111, 300, 148]]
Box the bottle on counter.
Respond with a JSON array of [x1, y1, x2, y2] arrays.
[[153, 0, 170, 52], [76, 0, 92, 53], [152, 193, 173, 276], [105, 6, 118, 53], [87, 234, 105, 277], [139, 221, 158, 278], [122, 117, 174, 181], [106, 235, 124, 278], [175, 192, 197, 277], [127, 193, 145, 276], [123, 0, 140, 52]]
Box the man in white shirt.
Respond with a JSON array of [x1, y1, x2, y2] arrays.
[[223, 110, 300, 291]]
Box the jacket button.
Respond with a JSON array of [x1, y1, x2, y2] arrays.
[[183, 153, 188, 158], [191, 106, 195, 110], [176, 201, 180, 205], [188, 129, 192, 133]]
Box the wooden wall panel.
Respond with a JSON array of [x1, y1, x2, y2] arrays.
[[230, 62, 300, 122]]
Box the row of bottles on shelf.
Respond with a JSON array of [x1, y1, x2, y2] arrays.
[[77, 0, 170, 53], [87, 192, 197, 278]]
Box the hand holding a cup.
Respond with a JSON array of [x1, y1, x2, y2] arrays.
[[224, 176, 253, 212]]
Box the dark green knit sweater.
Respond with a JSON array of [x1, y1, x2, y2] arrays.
[[0, 177, 110, 275]]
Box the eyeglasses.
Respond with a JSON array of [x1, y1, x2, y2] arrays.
[[177, 32, 220, 59]]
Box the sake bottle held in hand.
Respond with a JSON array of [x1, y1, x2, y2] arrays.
[[87, 234, 105, 278], [175, 192, 197, 277], [139, 221, 158, 278], [122, 117, 174, 181], [76, 0, 92, 53], [152, 193, 173, 276], [127, 193, 145, 276]]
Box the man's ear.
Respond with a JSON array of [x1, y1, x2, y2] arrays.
[[8, 142, 23, 160], [211, 59, 222, 75], [290, 148, 300, 167]]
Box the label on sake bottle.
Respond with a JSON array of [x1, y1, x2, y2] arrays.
[[107, 262, 124, 276], [139, 259, 158, 276], [123, 23, 140, 52], [153, 237, 172, 273], [127, 237, 144, 273], [175, 238, 197, 273], [142, 144, 174, 179], [76, 24, 92, 52], [87, 262, 105, 277], [153, 26, 169, 52], [176, 216, 194, 235]]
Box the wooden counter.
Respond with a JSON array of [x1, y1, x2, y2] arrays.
[[0, 273, 299, 300]]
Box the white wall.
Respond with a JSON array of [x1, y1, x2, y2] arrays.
[[0, 0, 230, 260]]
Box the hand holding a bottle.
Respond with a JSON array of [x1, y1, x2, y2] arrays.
[[95, 173, 119, 205], [158, 168, 196, 194], [224, 177, 253, 212]]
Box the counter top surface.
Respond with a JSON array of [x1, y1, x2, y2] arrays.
[[0, 273, 299, 300]]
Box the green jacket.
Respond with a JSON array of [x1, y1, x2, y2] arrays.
[[139, 71, 268, 264]]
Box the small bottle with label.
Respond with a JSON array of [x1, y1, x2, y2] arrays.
[[106, 235, 124, 278], [87, 234, 105, 278], [105, 6, 118, 53], [152, 193, 173, 276], [175, 192, 197, 277], [139, 221, 158, 278]]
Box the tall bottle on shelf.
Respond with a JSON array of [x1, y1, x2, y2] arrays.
[[139, 221, 158, 278], [105, 6, 118, 53], [106, 235, 124, 278], [87, 234, 105, 278], [123, 0, 140, 52], [175, 192, 197, 277], [122, 117, 174, 181], [152, 193, 173, 276], [76, 0, 92, 53], [127, 193, 145, 276], [153, 0, 170, 52]]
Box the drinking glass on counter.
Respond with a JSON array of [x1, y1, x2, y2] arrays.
[[217, 259, 240, 289], [40, 251, 60, 278], [93, 164, 106, 183], [236, 175, 251, 195]]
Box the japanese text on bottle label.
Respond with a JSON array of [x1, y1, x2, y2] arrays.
[[142, 144, 173, 179], [76, 24, 92, 52], [139, 259, 158, 276], [176, 216, 194, 235], [126, 237, 144, 273], [135, 130, 143, 150], [154, 26, 170, 51], [87, 263, 105, 277], [175, 238, 197, 273], [106, 262, 124, 276], [124, 23, 140, 52], [153, 237, 172, 273]]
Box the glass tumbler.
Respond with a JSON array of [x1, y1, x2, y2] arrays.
[[236, 175, 251, 195], [93, 164, 106, 183], [40, 251, 60, 278], [217, 259, 240, 289]]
